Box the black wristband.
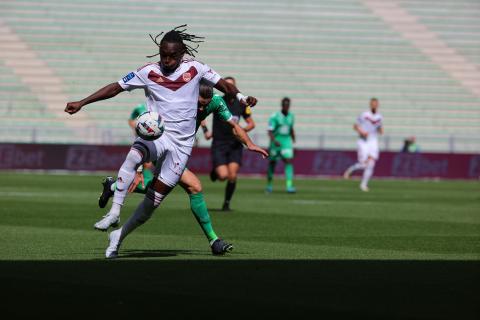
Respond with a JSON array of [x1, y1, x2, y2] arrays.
[[202, 126, 208, 133]]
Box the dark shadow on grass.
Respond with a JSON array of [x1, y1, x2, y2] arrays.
[[209, 208, 234, 212], [0, 260, 478, 319], [119, 249, 203, 258]]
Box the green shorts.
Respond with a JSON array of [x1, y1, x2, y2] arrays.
[[269, 144, 294, 161]]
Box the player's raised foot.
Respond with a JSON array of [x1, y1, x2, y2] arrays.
[[343, 170, 351, 180], [98, 176, 115, 208], [286, 186, 296, 194], [265, 185, 273, 194], [94, 213, 120, 231], [105, 229, 122, 259], [211, 238, 233, 255], [209, 169, 218, 182], [360, 184, 370, 192]]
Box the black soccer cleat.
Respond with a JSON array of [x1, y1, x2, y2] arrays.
[[98, 176, 115, 208], [211, 238, 234, 255], [209, 169, 218, 182], [221, 202, 232, 212]]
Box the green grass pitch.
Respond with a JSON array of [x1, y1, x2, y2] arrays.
[[1, 172, 479, 318]]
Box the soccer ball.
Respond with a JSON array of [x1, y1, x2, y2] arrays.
[[135, 111, 165, 141]]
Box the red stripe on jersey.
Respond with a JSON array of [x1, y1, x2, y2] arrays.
[[364, 116, 381, 125], [148, 66, 198, 91]]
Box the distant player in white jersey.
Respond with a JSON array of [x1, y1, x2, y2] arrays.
[[65, 25, 258, 258], [343, 98, 384, 191]]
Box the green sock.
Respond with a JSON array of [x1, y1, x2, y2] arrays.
[[285, 163, 294, 189], [267, 161, 276, 187], [189, 192, 218, 243], [133, 169, 154, 194]]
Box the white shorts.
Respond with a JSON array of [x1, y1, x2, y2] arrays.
[[134, 132, 194, 188], [357, 139, 379, 163]]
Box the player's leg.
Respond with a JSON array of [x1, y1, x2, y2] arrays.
[[344, 140, 367, 179], [281, 146, 295, 193], [178, 169, 233, 254], [95, 139, 159, 231], [360, 142, 379, 191], [360, 157, 375, 192], [222, 143, 243, 211], [99, 163, 154, 206], [266, 159, 277, 193], [210, 142, 228, 182], [106, 178, 173, 259], [222, 161, 240, 211], [106, 139, 183, 258], [179, 169, 218, 242], [214, 165, 229, 181], [284, 159, 295, 193]]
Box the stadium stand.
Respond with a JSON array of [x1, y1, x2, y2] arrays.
[[0, 0, 479, 152]]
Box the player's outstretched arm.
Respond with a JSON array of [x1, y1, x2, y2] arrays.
[[65, 82, 125, 115], [229, 120, 268, 158], [214, 79, 257, 107]]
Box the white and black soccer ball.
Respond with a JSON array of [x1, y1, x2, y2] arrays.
[[135, 111, 165, 141]]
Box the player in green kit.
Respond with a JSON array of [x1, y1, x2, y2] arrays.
[[128, 103, 147, 135], [266, 97, 296, 193], [96, 83, 268, 254]]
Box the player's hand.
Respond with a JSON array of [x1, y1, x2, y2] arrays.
[[247, 143, 269, 159], [274, 140, 281, 147], [360, 131, 369, 139], [204, 131, 212, 140], [128, 172, 144, 193], [65, 101, 83, 115], [243, 96, 258, 107]]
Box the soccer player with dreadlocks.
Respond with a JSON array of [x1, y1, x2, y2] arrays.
[[96, 83, 267, 254], [65, 25, 259, 258]]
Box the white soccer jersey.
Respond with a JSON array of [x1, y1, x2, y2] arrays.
[[118, 59, 221, 142], [356, 110, 383, 141]]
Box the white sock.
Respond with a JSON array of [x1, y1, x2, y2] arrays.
[[361, 160, 375, 187], [119, 190, 166, 242], [109, 149, 143, 217]]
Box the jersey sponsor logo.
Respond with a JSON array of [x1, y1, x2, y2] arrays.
[[148, 66, 198, 91], [122, 72, 135, 83]]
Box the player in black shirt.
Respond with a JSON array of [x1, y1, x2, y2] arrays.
[[206, 76, 256, 211]]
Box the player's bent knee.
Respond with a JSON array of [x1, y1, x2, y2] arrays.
[[185, 182, 202, 194], [132, 140, 157, 163], [217, 172, 228, 181]]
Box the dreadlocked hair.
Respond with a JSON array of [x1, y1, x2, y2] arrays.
[[147, 24, 205, 58]]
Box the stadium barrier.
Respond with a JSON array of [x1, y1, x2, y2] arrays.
[[0, 143, 479, 180]]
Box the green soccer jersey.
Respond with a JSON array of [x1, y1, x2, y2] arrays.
[[196, 94, 232, 131], [268, 111, 294, 160], [130, 103, 147, 120], [269, 111, 294, 144]]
